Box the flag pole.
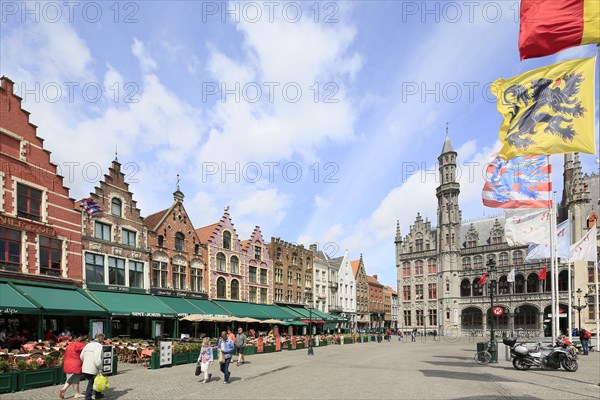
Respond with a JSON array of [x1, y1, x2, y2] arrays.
[[594, 223, 599, 350], [568, 261, 572, 342], [548, 161, 557, 344], [552, 191, 560, 341]]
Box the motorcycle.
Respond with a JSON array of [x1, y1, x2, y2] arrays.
[[502, 337, 578, 372]]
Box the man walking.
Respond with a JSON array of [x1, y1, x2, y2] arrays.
[[235, 327, 247, 366], [80, 333, 104, 400], [579, 328, 591, 355], [218, 331, 235, 384]]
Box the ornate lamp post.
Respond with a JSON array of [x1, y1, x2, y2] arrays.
[[574, 288, 587, 333]]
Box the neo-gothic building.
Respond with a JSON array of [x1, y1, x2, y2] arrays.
[[396, 133, 599, 337]]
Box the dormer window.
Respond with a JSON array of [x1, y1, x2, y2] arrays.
[[223, 231, 231, 249]]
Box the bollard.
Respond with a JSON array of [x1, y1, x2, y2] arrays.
[[505, 343, 511, 361]]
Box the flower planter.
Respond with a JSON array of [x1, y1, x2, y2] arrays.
[[296, 342, 305, 350], [263, 345, 275, 353], [243, 346, 256, 355], [17, 367, 61, 391], [188, 352, 199, 364], [172, 352, 189, 365], [0, 372, 18, 393]]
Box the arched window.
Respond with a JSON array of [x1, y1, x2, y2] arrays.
[[217, 277, 226, 298], [427, 259, 437, 274], [230, 255, 239, 274], [499, 252, 509, 267], [216, 252, 226, 272], [460, 279, 471, 297], [515, 274, 525, 294], [487, 308, 509, 329], [111, 198, 122, 216], [175, 232, 185, 251], [415, 237, 423, 251], [526, 273, 539, 293], [466, 233, 478, 248], [491, 229, 503, 244], [558, 270, 568, 291], [514, 305, 539, 330], [473, 255, 483, 269], [472, 279, 483, 296], [498, 275, 510, 294], [402, 262, 410, 277], [462, 257, 471, 270], [512, 250, 523, 265], [230, 279, 239, 300], [223, 231, 231, 250], [414, 260, 424, 275], [461, 307, 483, 329]]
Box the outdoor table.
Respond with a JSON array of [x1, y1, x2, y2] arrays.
[[141, 349, 153, 357]]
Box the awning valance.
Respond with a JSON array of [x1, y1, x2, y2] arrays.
[[89, 291, 176, 318]]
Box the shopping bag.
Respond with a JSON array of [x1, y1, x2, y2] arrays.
[[93, 374, 109, 392]]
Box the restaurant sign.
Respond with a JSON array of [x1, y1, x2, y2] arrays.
[[149, 288, 207, 300], [0, 214, 55, 236]]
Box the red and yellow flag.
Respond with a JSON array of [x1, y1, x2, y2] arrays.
[[493, 57, 596, 160], [519, 0, 600, 59]]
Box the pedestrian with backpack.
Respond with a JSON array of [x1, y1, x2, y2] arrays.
[[579, 328, 592, 355]]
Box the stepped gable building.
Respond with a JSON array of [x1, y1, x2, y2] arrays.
[[81, 160, 150, 290], [352, 255, 369, 330], [367, 274, 384, 329], [267, 238, 313, 306], [335, 249, 355, 331], [396, 132, 596, 337], [243, 225, 273, 304], [0, 77, 83, 283], [145, 183, 207, 297]]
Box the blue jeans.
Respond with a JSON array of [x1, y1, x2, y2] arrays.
[[83, 373, 101, 400], [220, 358, 231, 382], [581, 339, 589, 355]]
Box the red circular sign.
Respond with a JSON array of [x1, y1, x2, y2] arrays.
[[492, 306, 504, 316]]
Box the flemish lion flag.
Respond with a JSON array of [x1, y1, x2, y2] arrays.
[[519, 0, 600, 60], [493, 57, 596, 160]]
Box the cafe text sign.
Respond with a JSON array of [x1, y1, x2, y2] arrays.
[[0, 215, 56, 236]]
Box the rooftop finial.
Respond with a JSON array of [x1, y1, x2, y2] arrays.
[[114, 145, 118, 162], [446, 122, 449, 137], [176, 174, 181, 191], [224, 205, 230, 212]]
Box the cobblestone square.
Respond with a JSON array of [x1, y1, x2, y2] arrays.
[[4, 338, 599, 400]]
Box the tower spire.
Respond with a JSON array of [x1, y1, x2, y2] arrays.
[[173, 174, 184, 202], [395, 220, 402, 244], [441, 123, 454, 154]]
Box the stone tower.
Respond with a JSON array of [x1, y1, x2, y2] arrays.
[[436, 129, 462, 329]]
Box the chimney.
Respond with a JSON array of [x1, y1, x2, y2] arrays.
[[309, 244, 317, 253], [373, 274, 378, 281]]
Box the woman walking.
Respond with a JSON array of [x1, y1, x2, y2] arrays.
[[59, 336, 88, 399], [198, 337, 213, 383], [217, 331, 234, 384]]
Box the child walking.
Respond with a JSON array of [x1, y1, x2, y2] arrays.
[[198, 337, 213, 384]]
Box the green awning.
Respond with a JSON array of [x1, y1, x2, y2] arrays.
[[14, 284, 106, 317], [213, 301, 270, 319], [186, 299, 231, 316], [311, 309, 339, 322], [250, 304, 298, 321], [154, 296, 204, 317], [283, 320, 307, 326], [0, 283, 41, 315], [90, 291, 176, 318]]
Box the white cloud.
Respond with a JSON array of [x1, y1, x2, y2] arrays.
[[132, 38, 158, 72]]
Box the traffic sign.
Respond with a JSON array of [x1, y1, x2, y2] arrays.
[[492, 306, 504, 316]]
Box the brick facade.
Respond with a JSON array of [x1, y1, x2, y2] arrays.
[[145, 188, 207, 297], [81, 160, 150, 289], [267, 238, 313, 306], [367, 274, 384, 329], [352, 256, 369, 328], [0, 77, 83, 284], [244, 226, 273, 304]]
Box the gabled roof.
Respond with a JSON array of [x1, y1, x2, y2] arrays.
[[366, 275, 383, 286], [144, 208, 170, 231], [240, 240, 250, 250], [196, 223, 219, 243], [385, 286, 397, 295], [350, 260, 360, 277]]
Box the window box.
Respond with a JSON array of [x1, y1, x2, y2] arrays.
[[0, 372, 18, 394]]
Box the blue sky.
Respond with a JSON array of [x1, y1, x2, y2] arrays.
[[1, 1, 598, 289]]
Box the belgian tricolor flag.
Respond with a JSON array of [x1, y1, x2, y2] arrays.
[[519, 0, 600, 59]]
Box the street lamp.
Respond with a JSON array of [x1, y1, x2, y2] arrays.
[[487, 257, 497, 363], [307, 307, 314, 356], [423, 312, 428, 339], [574, 288, 587, 333]]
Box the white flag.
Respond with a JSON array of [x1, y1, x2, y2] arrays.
[[505, 209, 552, 246], [569, 225, 597, 262], [525, 220, 570, 262], [507, 268, 516, 283]]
